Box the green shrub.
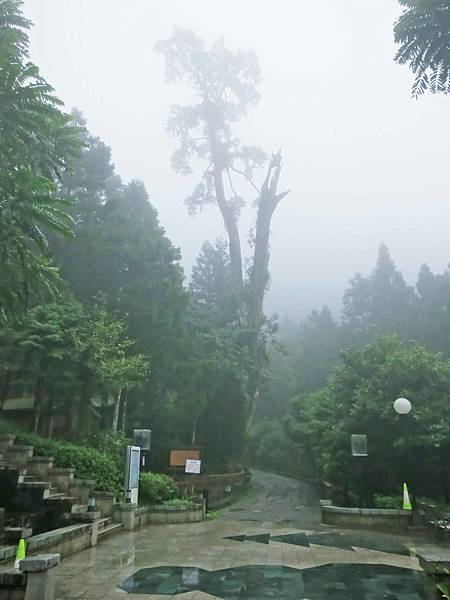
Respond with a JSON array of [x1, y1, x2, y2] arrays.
[[162, 497, 194, 507], [373, 494, 403, 509], [139, 472, 178, 505], [0, 419, 123, 493]]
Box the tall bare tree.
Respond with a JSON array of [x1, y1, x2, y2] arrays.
[[155, 29, 289, 418]]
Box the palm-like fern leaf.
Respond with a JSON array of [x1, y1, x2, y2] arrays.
[[394, 0, 450, 97]]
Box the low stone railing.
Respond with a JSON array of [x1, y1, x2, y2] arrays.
[[321, 503, 412, 532], [0, 523, 97, 564], [115, 502, 204, 530]]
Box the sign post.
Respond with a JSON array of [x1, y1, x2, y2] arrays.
[[351, 434, 368, 508], [124, 445, 141, 505], [185, 459, 201, 498], [133, 429, 151, 471]]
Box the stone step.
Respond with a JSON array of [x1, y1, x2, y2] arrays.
[[71, 504, 88, 514], [20, 475, 38, 483], [44, 495, 78, 507], [18, 480, 52, 500], [97, 522, 122, 540], [47, 492, 67, 500], [18, 480, 51, 490]]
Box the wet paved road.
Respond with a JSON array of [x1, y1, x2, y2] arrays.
[[49, 469, 427, 599], [220, 469, 321, 529]]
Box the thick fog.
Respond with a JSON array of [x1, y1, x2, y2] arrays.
[[23, 0, 450, 320]]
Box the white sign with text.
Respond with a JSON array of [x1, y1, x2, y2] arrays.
[[185, 459, 202, 474]]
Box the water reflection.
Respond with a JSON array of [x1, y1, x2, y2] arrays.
[[119, 563, 426, 598]]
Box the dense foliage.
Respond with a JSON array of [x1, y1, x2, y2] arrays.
[[1, 0, 449, 499], [394, 0, 450, 97], [286, 336, 450, 503], [0, 419, 124, 493], [252, 245, 450, 503], [0, 0, 81, 320], [0, 3, 257, 474]]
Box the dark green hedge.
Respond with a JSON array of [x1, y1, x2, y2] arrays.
[[0, 419, 123, 493]]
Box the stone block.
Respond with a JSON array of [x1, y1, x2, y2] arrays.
[[20, 554, 60, 600], [319, 499, 332, 506], [19, 554, 60, 573], [6, 447, 33, 468], [70, 479, 95, 504], [93, 491, 114, 517], [0, 569, 27, 600], [47, 469, 74, 492], [26, 457, 53, 480], [0, 434, 16, 452]]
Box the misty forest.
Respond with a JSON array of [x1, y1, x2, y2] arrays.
[[1, 0, 450, 513]]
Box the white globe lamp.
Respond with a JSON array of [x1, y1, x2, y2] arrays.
[[393, 397, 411, 415]]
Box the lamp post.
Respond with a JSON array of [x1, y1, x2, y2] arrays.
[[393, 397, 416, 513]]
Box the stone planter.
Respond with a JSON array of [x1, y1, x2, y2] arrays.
[[70, 479, 95, 504], [147, 503, 204, 525], [93, 491, 115, 517], [26, 456, 54, 480], [321, 505, 412, 532], [6, 445, 33, 469], [47, 468, 75, 492]]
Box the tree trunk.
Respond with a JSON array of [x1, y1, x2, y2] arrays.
[[32, 371, 44, 434], [191, 417, 197, 447], [77, 387, 92, 438], [247, 152, 289, 426], [249, 151, 289, 330], [47, 413, 54, 439], [0, 369, 11, 410], [112, 388, 123, 433], [207, 115, 243, 289], [121, 391, 127, 433], [212, 168, 243, 289]]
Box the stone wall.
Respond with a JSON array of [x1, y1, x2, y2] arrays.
[[175, 471, 250, 508], [114, 502, 204, 530], [0, 523, 94, 564], [321, 505, 412, 532], [147, 504, 203, 524]]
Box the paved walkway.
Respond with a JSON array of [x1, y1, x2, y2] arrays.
[[54, 470, 428, 599]]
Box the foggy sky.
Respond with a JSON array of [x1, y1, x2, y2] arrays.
[[23, 0, 450, 320]]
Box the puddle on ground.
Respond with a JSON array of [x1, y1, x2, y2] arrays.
[[225, 531, 412, 555], [119, 563, 426, 598]]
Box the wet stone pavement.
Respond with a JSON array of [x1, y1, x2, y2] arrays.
[[53, 470, 430, 599]]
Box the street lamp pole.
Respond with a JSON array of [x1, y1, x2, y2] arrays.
[[393, 397, 414, 509]]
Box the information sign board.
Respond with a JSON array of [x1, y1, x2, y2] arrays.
[[185, 459, 201, 474]]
